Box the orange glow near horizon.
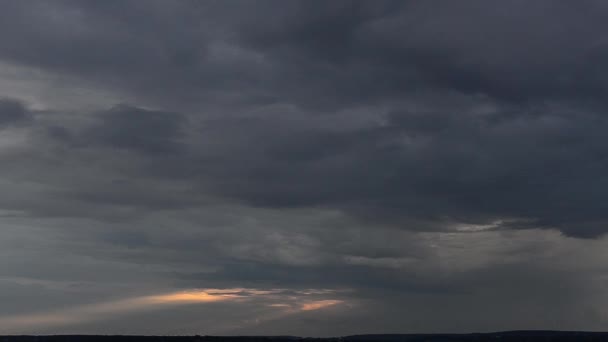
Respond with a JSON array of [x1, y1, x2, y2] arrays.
[[0, 287, 348, 333], [301, 299, 343, 311], [146, 291, 244, 304]]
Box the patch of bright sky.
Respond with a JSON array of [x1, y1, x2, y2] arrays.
[[0, 287, 348, 334]]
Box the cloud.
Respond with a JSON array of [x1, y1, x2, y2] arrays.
[[80, 97, 608, 237], [81, 104, 187, 155], [0, 287, 347, 334], [300, 300, 343, 311], [2, 0, 608, 335], [0, 98, 30, 126]]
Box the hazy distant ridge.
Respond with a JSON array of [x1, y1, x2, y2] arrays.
[[2, 331, 608, 342]]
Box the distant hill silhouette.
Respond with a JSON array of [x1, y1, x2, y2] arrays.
[[2, 331, 608, 342]]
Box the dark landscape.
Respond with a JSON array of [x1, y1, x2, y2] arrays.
[[3, 332, 608, 342]]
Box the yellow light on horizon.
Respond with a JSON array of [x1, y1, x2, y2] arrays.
[[0, 287, 349, 333], [146, 291, 243, 304], [300, 300, 342, 311]]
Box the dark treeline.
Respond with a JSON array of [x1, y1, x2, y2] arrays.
[[2, 332, 608, 342]]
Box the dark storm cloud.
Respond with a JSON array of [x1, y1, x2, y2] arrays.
[[110, 99, 606, 237], [2, 1, 607, 236], [83, 105, 187, 154], [3, 0, 607, 109], [0, 98, 30, 126], [0, 0, 603, 113], [4, 0, 608, 335], [232, 0, 608, 106]]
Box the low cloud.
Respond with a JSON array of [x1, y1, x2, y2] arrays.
[[0, 287, 347, 334]]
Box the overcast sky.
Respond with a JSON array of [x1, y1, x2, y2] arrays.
[[2, 0, 608, 336]]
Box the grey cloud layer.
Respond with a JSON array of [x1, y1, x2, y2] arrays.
[[2, 0, 605, 236], [18, 94, 608, 237], [0, 98, 30, 126], [2, 0, 608, 335]]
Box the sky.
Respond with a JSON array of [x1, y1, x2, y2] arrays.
[[2, 0, 608, 336]]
